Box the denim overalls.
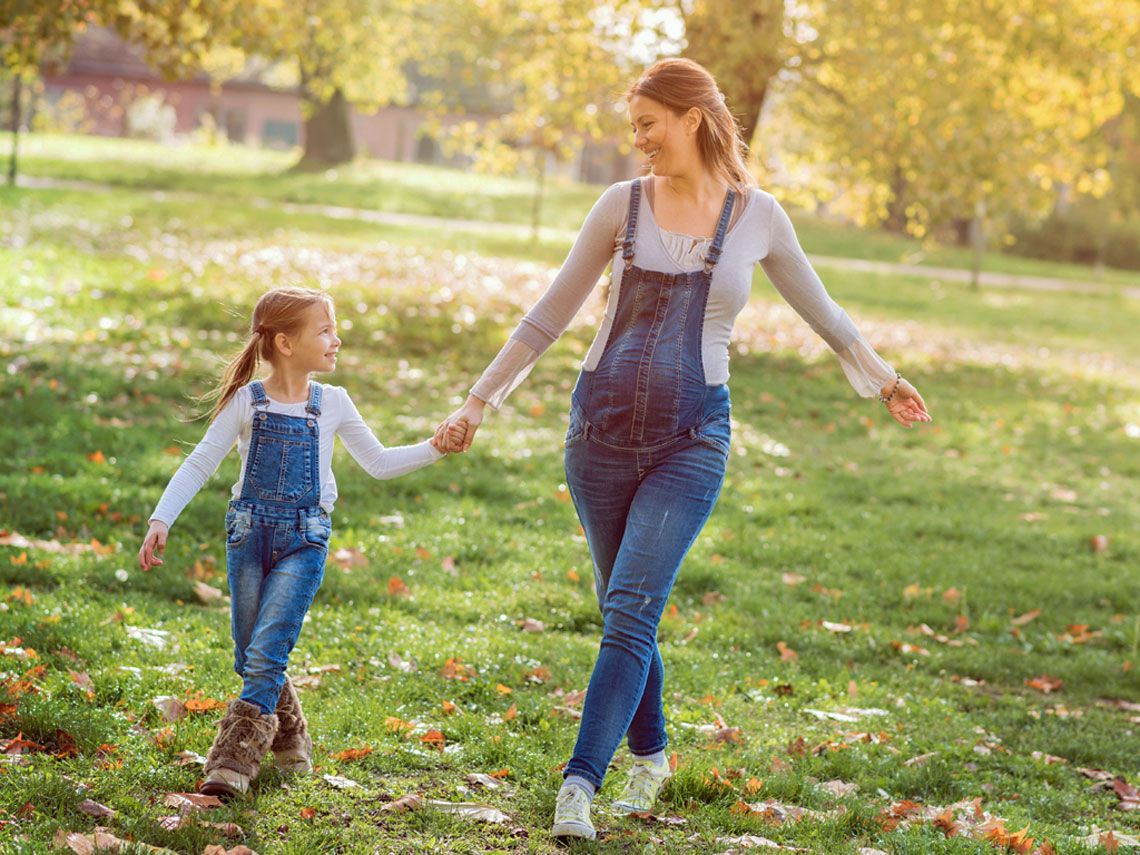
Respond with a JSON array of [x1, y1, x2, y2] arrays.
[[224, 380, 331, 714], [562, 179, 736, 788]]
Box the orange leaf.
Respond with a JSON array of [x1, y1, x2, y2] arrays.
[[495, 683, 512, 695], [420, 729, 446, 750], [331, 745, 373, 762], [387, 576, 410, 597], [440, 657, 476, 681], [1011, 609, 1041, 626], [384, 717, 414, 733], [1025, 675, 1063, 693], [776, 641, 798, 662], [300, 807, 316, 820], [566, 568, 580, 583], [87, 450, 106, 464], [441, 700, 457, 715], [504, 704, 518, 721], [489, 768, 511, 779]]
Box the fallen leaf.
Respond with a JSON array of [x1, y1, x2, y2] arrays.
[[76, 799, 115, 819], [1025, 675, 1063, 694], [776, 641, 798, 662], [192, 582, 223, 604], [381, 793, 425, 813], [423, 799, 512, 824], [321, 774, 359, 789], [421, 729, 446, 750], [387, 652, 417, 673], [818, 780, 859, 798], [1011, 609, 1041, 626], [152, 696, 187, 722], [331, 745, 373, 762], [162, 792, 223, 811], [517, 618, 545, 632], [781, 573, 806, 587], [387, 576, 410, 597]]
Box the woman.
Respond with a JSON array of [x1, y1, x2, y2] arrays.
[[435, 58, 930, 839]]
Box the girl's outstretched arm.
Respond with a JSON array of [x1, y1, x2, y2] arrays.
[[338, 388, 445, 479]]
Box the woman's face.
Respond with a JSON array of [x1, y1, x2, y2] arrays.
[[628, 94, 700, 177]]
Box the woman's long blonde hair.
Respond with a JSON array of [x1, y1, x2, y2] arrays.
[[627, 58, 756, 192], [204, 287, 332, 422]]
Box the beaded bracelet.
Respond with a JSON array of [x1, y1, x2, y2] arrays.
[[878, 371, 903, 405]]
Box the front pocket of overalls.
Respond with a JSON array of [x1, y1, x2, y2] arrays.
[[303, 513, 331, 550], [225, 508, 252, 547], [251, 438, 314, 502], [695, 413, 731, 458]]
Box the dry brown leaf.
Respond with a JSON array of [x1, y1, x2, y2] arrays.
[[192, 582, 223, 604], [381, 793, 424, 813], [781, 573, 806, 587], [1011, 609, 1042, 626], [162, 792, 223, 811], [321, 774, 359, 789], [76, 799, 115, 819], [776, 641, 798, 662]]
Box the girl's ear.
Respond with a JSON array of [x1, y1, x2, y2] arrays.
[[273, 331, 293, 357]]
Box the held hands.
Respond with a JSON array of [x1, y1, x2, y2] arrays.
[[434, 395, 486, 454], [431, 421, 471, 454], [138, 520, 169, 571], [880, 375, 931, 428]]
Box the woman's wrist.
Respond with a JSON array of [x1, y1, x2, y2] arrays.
[[878, 371, 902, 404]]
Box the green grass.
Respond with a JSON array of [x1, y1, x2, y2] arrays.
[[1, 166, 1138, 854], [8, 132, 1140, 289]]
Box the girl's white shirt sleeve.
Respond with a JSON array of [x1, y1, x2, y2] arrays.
[[334, 388, 442, 479], [148, 394, 245, 528]]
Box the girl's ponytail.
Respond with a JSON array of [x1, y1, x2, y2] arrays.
[[204, 333, 265, 422], [200, 287, 332, 422]]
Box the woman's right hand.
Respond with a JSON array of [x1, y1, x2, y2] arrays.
[[138, 520, 169, 571], [435, 395, 486, 453]]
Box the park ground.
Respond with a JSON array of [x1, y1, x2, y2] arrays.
[[0, 135, 1139, 853]]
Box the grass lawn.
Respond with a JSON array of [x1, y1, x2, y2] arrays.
[[0, 163, 1138, 854], [8, 133, 1140, 289]]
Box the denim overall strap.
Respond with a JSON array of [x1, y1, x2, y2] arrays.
[[249, 380, 270, 411], [305, 382, 323, 418], [702, 188, 737, 273], [621, 179, 641, 263]]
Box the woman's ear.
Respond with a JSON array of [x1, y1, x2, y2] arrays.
[[685, 106, 703, 135]]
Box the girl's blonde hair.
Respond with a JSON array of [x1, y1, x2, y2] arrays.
[[205, 287, 333, 422], [627, 58, 756, 192]]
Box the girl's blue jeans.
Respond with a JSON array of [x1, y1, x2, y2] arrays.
[[225, 501, 330, 714], [561, 390, 730, 788]]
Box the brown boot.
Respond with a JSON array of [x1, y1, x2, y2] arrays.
[[200, 699, 278, 799], [271, 675, 313, 774]]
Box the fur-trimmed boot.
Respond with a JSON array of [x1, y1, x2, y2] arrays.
[[271, 675, 312, 774], [200, 699, 278, 798]]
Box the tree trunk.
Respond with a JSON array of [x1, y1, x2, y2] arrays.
[[8, 76, 21, 187], [297, 88, 355, 169], [683, 0, 783, 147], [969, 198, 986, 290], [530, 151, 546, 243], [884, 166, 909, 233]]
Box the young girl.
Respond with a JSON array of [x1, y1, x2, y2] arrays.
[[138, 286, 462, 798]]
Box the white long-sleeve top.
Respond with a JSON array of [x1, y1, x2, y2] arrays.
[[471, 179, 895, 408], [149, 383, 442, 527]]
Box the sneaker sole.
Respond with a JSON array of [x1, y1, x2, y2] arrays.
[[551, 820, 596, 840], [610, 800, 652, 815]]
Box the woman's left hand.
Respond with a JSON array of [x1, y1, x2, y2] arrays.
[[883, 378, 931, 428]]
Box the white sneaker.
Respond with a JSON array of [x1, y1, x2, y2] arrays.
[[552, 785, 596, 839], [611, 756, 671, 815]]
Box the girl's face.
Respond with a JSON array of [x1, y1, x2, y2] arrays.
[[286, 301, 341, 373], [628, 94, 701, 177]]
